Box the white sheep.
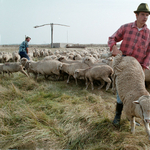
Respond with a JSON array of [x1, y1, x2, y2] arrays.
[[29, 59, 63, 80], [82, 56, 105, 67], [42, 55, 57, 61], [113, 53, 150, 140], [3, 61, 29, 77], [100, 52, 112, 59], [2, 53, 11, 63], [102, 57, 113, 67], [74, 65, 113, 90], [58, 56, 82, 64], [12, 52, 20, 62], [58, 62, 89, 84], [73, 54, 82, 60]]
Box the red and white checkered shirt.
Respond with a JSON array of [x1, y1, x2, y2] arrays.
[[108, 21, 150, 69]]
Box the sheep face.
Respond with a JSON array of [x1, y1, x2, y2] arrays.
[[67, 55, 73, 60], [133, 95, 150, 123], [73, 56, 76, 60], [57, 63, 63, 70], [20, 58, 28, 66], [58, 57, 65, 61]]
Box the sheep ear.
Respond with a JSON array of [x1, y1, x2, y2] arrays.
[[133, 100, 139, 104]]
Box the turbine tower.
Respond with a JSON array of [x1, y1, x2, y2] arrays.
[[34, 23, 70, 48]]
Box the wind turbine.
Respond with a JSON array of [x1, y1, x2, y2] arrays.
[[34, 23, 70, 48]]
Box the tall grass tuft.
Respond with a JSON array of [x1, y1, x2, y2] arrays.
[[0, 70, 150, 149]]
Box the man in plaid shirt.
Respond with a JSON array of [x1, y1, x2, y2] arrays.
[[108, 3, 150, 126]]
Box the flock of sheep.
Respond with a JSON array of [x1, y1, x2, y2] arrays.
[[0, 47, 150, 91], [0, 47, 115, 91], [1, 46, 150, 139]]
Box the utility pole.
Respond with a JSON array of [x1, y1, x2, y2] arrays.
[[51, 23, 53, 48], [34, 23, 70, 48]]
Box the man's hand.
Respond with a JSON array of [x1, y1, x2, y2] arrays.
[[112, 45, 122, 56], [26, 48, 29, 54]]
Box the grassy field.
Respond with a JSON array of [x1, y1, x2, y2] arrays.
[[0, 46, 150, 150]]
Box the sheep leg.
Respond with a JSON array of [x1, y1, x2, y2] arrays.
[[3, 71, 5, 77], [85, 77, 90, 90], [8, 71, 10, 76], [143, 121, 150, 140], [59, 73, 65, 81], [57, 75, 61, 81], [75, 78, 78, 85], [89, 78, 94, 90], [98, 78, 105, 89], [20, 69, 29, 77], [130, 116, 135, 134], [102, 77, 111, 91], [27, 70, 31, 77], [67, 75, 70, 83], [44, 74, 48, 79], [111, 74, 116, 94]]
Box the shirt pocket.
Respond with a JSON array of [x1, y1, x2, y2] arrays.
[[137, 38, 147, 56], [138, 38, 147, 49]]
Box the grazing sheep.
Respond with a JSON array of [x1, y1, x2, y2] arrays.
[[92, 54, 99, 60], [58, 62, 89, 84], [25, 60, 40, 78], [67, 55, 74, 60], [100, 52, 112, 59], [40, 50, 44, 57], [29, 60, 63, 80], [82, 56, 105, 67], [74, 65, 113, 90], [73, 54, 82, 60], [58, 56, 82, 64], [102, 57, 113, 67], [33, 49, 40, 57], [2, 53, 11, 63], [3, 62, 29, 77], [43, 51, 49, 57], [12, 52, 20, 62], [42, 55, 57, 61], [113, 54, 150, 140], [48, 50, 54, 55], [20, 57, 29, 67]]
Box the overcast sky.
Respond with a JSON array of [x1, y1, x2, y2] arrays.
[[0, 0, 150, 45]]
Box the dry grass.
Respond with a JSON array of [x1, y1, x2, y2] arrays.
[[0, 46, 150, 150]]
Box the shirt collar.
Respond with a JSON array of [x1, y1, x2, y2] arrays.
[[132, 21, 147, 29]]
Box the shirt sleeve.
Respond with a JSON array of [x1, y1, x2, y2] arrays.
[[142, 42, 150, 70], [108, 25, 125, 51], [25, 41, 29, 48]]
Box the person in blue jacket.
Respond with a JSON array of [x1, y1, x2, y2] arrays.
[[19, 36, 31, 60]]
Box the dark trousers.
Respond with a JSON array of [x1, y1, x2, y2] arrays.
[[19, 51, 30, 60]]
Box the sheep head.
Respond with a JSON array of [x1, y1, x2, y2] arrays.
[[133, 95, 150, 123], [20, 58, 28, 66]]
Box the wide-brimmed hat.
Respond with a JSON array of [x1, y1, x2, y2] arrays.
[[25, 36, 31, 40], [134, 3, 150, 14]]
